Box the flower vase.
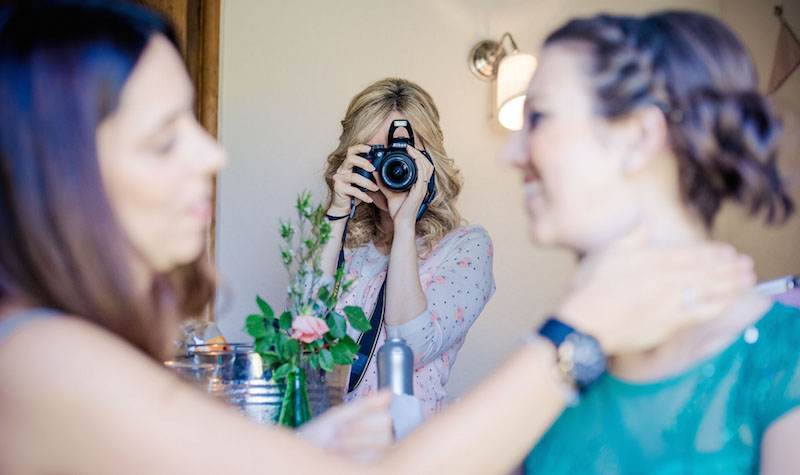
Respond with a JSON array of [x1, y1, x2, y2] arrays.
[[278, 368, 312, 428]]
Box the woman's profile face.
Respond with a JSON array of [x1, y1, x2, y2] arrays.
[[500, 44, 640, 252], [96, 35, 226, 272]]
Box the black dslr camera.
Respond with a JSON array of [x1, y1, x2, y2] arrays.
[[353, 119, 436, 221], [354, 120, 423, 192]]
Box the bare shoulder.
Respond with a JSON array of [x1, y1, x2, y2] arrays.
[[0, 314, 170, 388], [0, 315, 185, 473], [0, 314, 187, 425]]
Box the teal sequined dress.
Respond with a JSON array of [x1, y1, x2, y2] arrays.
[[526, 303, 800, 474]]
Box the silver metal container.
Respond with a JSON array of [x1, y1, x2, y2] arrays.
[[168, 343, 346, 425], [377, 337, 414, 395]]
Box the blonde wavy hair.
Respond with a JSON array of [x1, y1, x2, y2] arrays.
[[324, 78, 464, 256]]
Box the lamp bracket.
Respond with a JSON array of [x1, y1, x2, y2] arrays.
[[468, 32, 520, 81]]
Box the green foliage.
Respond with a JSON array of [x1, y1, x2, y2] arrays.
[[253, 328, 275, 352], [278, 311, 293, 331], [282, 339, 299, 359], [331, 342, 355, 365], [339, 335, 360, 354], [273, 363, 292, 382], [243, 192, 370, 382], [325, 312, 347, 339], [317, 286, 330, 305], [306, 339, 323, 350], [319, 348, 334, 372], [259, 351, 281, 368], [274, 332, 287, 356], [344, 306, 371, 333], [256, 296, 273, 319], [308, 352, 320, 370], [246, 314, 268, 339]]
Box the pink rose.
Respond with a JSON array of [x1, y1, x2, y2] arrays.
[[290, 315, 330, 343]]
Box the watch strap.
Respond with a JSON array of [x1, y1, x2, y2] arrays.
[[538, 317, 575, 347]]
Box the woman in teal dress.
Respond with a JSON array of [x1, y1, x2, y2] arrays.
[[500, 11, 800, 474]]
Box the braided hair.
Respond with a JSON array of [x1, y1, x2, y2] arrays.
[[545, 11, 793, 227]]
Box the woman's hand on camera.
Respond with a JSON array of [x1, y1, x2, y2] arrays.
[[376, 145, 434, 228], [557, 222, 756, 356], [327, 144, 380, 217]]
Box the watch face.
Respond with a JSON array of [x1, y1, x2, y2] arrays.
[[564, 332, 607, 388]]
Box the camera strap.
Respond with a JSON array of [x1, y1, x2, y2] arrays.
[[345, 268, 386, 393], [416, 150, 437, 222], [329, 201, 387, 393], [330, 246, 386, 394]]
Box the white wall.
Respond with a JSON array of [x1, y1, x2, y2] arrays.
[[216, 0, 800, 396]]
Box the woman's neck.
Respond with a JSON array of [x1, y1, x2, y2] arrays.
[[583, 186, 709, 263], [609, 291, 770, 382], [130, 256, 157, 296], [632, 200, 708, 248], [593, 202, 763, 382]]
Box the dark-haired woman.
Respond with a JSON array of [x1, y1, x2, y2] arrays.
[[0, 2, 758, 474], [500, 11, 800, 473]]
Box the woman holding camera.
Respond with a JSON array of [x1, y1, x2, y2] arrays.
[[318, 78, 494, 415]]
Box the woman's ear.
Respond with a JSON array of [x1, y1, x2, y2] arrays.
[[620, 105, 669, 175]]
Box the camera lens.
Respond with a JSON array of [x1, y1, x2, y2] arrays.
[[387, 162, 407, 181], [380, 154, 416, 191]]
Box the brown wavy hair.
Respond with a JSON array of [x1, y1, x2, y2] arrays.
[[324, 78, 464, 256], [545, 11, 793, 227], [0, 1, 215, 361]]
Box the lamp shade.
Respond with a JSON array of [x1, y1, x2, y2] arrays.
[[496, 53, 537, 131]]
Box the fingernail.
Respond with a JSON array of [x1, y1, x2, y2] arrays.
[[717, 245, 736, 257]]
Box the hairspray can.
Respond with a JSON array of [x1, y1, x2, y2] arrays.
[[377, 336, 414, 396]]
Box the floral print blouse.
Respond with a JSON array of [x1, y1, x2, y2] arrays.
[[337, 224, 495, 416]]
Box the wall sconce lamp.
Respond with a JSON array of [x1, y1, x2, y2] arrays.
[[468, 33, 537, 131]]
